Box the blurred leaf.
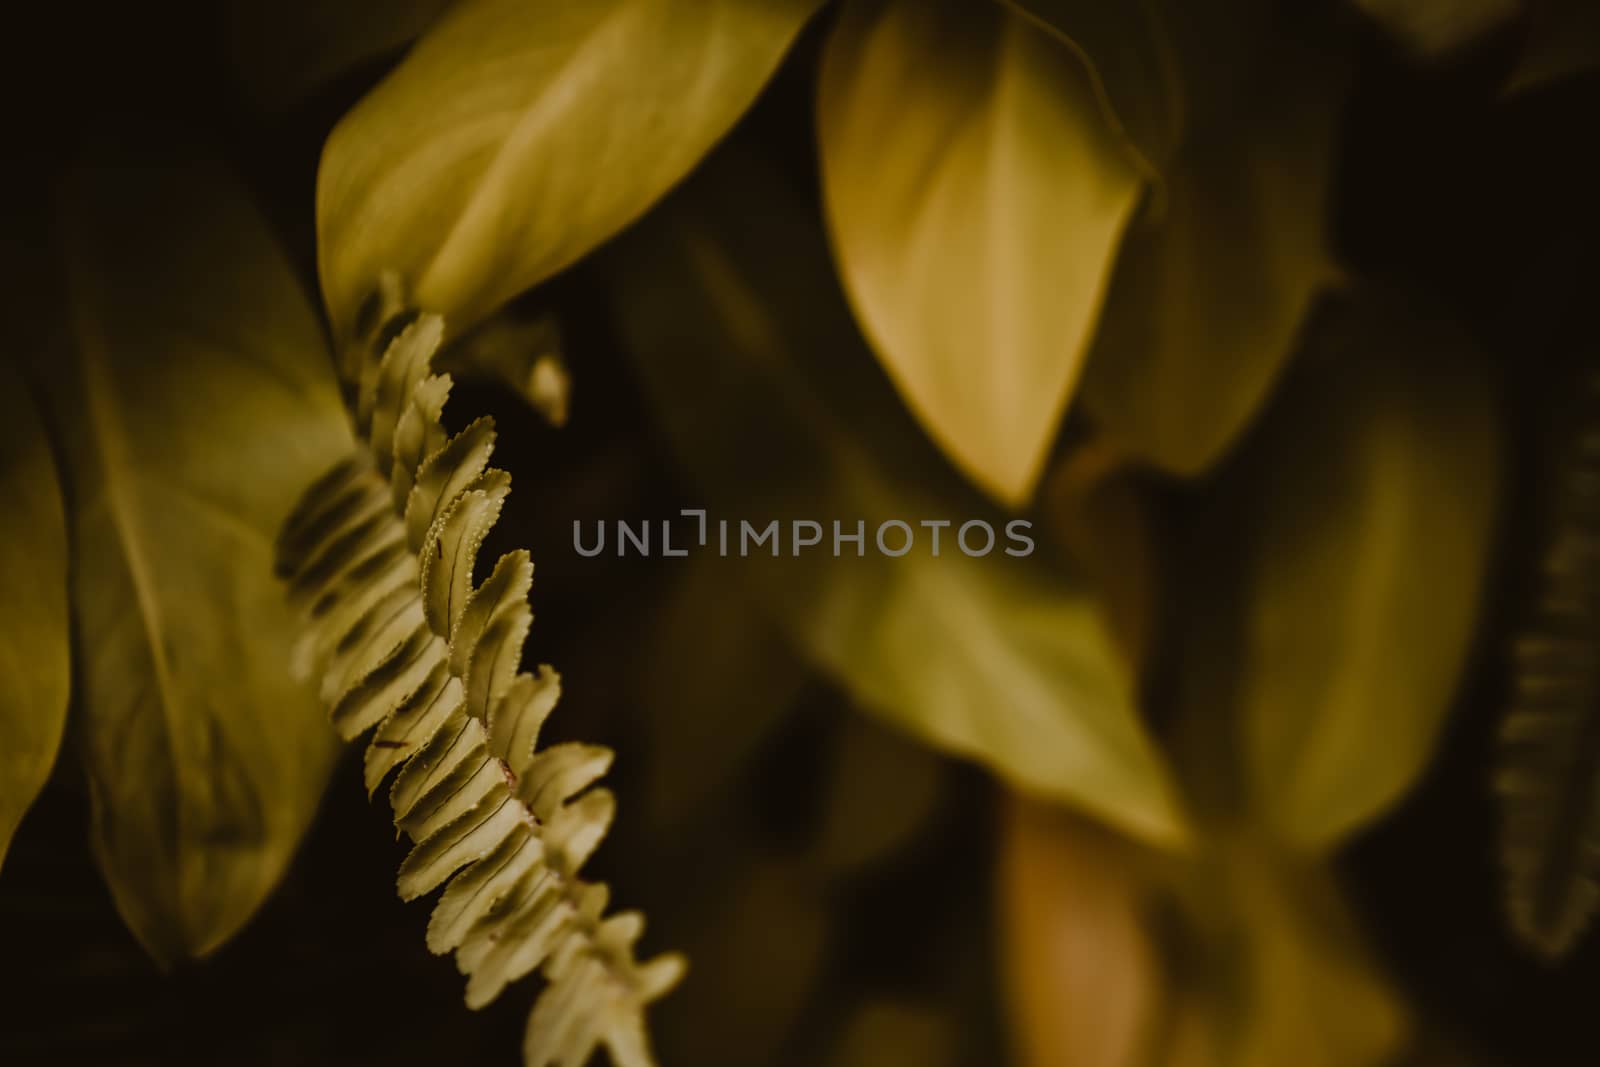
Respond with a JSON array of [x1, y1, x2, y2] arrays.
[[659, 858, 829, 1065], [832, 999, 956, 1067], [1000, 796, 1163, 1067], [817, 0, 1143, 506], [999, 0, 1281, 173], [1164, 840, 1409, 1067], [1043, 449, 1159, 669], [642, 555, 810, 836], [438, 312, 570, 426], [1353, 0, 1521, 57], [815, 712, 944, 877], [226, 0, 456, 113], [1203, 298, 1501, 849], [318, 0, 822, 357], [613, 150, 1188, 848], [53, 157, 351, 963], [1078, 37, 1348, 477], [0, 362, 70, 870], [1495, 372, 1600, 959], [1505, 0, 1600, 94], [998, 0, 1182, 173]]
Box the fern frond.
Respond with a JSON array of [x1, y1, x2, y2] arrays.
[[1496, 373, 1600, 958], [276, 306, 683, 1065]]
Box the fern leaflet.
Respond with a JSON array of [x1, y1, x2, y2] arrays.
[[1497, 371, 1600, 958], [276, 305, 683, 1065]]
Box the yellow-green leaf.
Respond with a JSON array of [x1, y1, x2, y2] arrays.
[[318, 0, 822, 354], [54, 157, 352, 962], [613, 151, 1187, 848], [1208, 299, 1501, 848], [1077, 36, 1348, 477], [818, 0, 1144, 506], [0, 361, 70, 870]]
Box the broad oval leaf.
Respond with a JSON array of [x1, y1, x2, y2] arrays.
[[1077, 36, 1348, 477], [55, 157, 352, 962], [318, 0, 822, 353], [818, 0, 1144, 506], [613, 151, 1187, 848], [1207, 299, 1501, 848], [0, 360, 70, 869]]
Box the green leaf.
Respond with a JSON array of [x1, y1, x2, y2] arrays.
[[317, 0, 822, 354], [53, 157, 353, 962], [613, 151, 1188, 848], [1197, 299, 1501, 849], [817, 0, 1144, 506], [1077, 35, 1348, 477], [226, 0, 457, 113], [0, 361, 70, 870]]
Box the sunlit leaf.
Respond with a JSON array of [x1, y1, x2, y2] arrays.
[[52, 157, 352, 962], [318, 0, 822, 359], [226, 0, 457, 113], [613, 151, 1188, 848], [818, 0, 1144, 506], [1196, 298, 1501, 849], [0, 361, 70, 870], [1077, 36, 1349, 477]]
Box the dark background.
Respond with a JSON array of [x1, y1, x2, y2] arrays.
[[2, 1, 1599, 1063]]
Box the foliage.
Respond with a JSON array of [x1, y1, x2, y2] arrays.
[[1, 0, 1590, 1063], [277, 306, 683, 1065], [613, 151, 1187, 847], [0, 361, 69, 870], [44, 158, 351, 962]]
